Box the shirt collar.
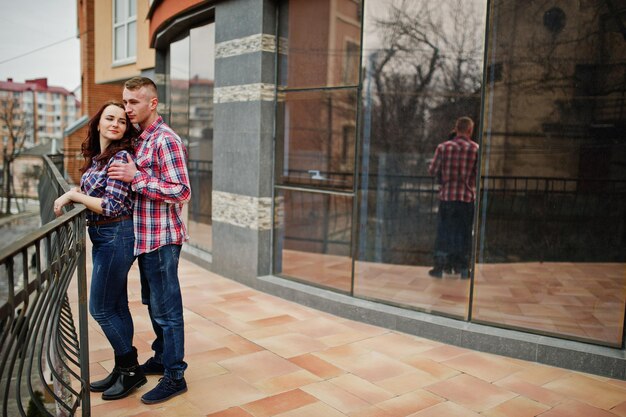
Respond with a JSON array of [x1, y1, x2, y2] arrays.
[[454, 135, 472, 142], [138, 115, 164, 142]]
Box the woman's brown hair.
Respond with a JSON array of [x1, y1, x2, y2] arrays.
[[79, 101, 138, 173]]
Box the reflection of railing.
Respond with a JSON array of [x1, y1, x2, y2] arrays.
[[480, 176, 626, 262], [0, 156, 90, 416], [282, 172, 626, 263], [592, 96, 626, 121], [188, 159, 212, 223], [278, 169, 354, 189]]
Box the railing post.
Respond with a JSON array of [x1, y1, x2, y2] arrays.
[[76, 217, 90, 417]]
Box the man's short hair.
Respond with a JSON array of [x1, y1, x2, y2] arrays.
[[455, 116, 474, 134], [124, 77, 157, 95]]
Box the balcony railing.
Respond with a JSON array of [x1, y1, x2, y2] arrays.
[[280, 171, 626, 264], [0, 155, 90, 417]]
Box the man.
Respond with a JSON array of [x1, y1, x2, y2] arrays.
[[108, 76, 191, 404], [428, 116, 479, 279]]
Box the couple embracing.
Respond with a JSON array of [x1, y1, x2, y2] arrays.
[[54, 77, 190, 404]]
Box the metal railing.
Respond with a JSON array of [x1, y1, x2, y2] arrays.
[[280, 171, 626, 264], [0, 155, 90, 416]]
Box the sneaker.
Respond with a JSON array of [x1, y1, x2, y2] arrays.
[[428, 268, 443, 278], [141, 376, 187, 404], [140, 357, 165, 375]]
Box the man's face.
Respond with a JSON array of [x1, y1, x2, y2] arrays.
[[122, 86, 155, 128]]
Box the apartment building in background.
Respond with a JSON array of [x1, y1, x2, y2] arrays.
[[0, 77, 79, 198]]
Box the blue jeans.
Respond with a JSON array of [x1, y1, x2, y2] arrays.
[[88, 219, 135, 356], [138, 244, 187, 380], [433, 201, 475, 271]]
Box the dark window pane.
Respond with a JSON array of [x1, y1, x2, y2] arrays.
[[273, 189, 353, 293], [168, 36, 190, 141], [278, 0, 362, 89], [353, 0, 487, 318], [188, 23, 215, 253], [275, 89, 357, 191], [168, 23, 215, 253], [473, 0, 626, 346]]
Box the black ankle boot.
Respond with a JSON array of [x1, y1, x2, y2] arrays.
[[90, 351, 124, 392], [101, 347, 147, 400], [90, 368, 120, 392]]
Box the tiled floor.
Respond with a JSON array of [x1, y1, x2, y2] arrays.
[[68, 246, 626, 417], [281, 249, 626, 345]]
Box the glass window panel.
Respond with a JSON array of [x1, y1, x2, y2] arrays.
[[277, 0, 362, 89], [353, 0, 487, 319], [127, 21, 136, 58], [128, 0, 136, 17], [273, 189, 353, 293], [275, 89, 357, 191], [187, 23, 216, 253], [168, 36, 190, 142], [114, 26, 125, 61], [473, 0, 626, 346], [114, 0, 125, 23]]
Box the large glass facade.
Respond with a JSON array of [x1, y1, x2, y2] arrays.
[[473, 0, 626, 346], [273, 0, 626, 347], [167, 23, 215, 253]]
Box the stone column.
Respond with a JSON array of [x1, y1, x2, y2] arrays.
[[211, 0, 277, 285]]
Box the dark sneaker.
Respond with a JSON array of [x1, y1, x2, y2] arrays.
[[141, 377, 187, 404], [140, 357, 165, 375], [428, 268, 443, 278]]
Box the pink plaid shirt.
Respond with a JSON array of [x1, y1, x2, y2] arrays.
[[429, 136, 479, 203], [131, 116, 190, 255]]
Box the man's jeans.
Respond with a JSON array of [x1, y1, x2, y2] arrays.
[[88, 219, 135, 356], [138, 244, 187, 380], [433, 201, 475, 271]]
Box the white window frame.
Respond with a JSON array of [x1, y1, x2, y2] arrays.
[[112, 0, 137, 65]]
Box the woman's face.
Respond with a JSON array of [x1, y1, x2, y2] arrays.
[[99, 105, 128, 141]]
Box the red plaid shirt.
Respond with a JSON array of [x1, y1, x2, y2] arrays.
[[131, 116, 191, 255], [429, 136, 479, 203]]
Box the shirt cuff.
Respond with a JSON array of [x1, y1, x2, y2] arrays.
[[131, 170, 146, 192]]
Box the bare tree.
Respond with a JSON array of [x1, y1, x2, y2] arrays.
[[438, 0, 484, 96], [0, 92, 33, 215], [369, 0, 441, 155], [366, 0, 485, 173]]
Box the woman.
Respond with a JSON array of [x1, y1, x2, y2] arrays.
[[54, 101, 146, 400]]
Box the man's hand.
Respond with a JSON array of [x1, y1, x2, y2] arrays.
[[108, 153, 138, 183]]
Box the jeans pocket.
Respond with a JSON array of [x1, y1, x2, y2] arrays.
[[89, 224, 121, 246]]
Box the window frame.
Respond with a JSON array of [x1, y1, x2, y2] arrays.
[[112, 0, 137, 66]]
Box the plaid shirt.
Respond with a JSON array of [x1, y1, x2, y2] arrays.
[[131, 116, 190, 255], [429, 136, 479, 203], [81, 151, 133, 223]]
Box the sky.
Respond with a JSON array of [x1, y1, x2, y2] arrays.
[[0, 0, 81, 93]]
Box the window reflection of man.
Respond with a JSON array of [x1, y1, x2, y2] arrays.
[[428, 117, 479, 279]]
